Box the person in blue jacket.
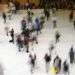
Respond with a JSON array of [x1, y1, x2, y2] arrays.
[[35, 17, 41, 35]]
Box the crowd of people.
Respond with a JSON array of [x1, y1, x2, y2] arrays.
[[1, 4, 75, 75]]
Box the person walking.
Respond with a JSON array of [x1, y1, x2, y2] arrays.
[[69, 46, 74, 64], [2, 12, 6, 23], [9, 28, 14, 44], [44, 53, 51, 72], [63, 60, 69, 75], [29, 54, 36, 73]]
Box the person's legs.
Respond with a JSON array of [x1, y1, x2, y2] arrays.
[[12, 36, 14, 44], [18, 44, 21, 52], [46, 62, 49, 72], [31, 64, 34, 73], [36, 30, 39, 35], [4, 18, 6, 23], [26, 44, 29, 52]]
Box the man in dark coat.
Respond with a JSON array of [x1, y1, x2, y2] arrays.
[[63, 60, 69, 75], [55, 31, 60, 43], [2, 13, 6, 23], [44, 53, 51, 72], [69, 46, 74, 64], [9, 28, 14, 43]]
